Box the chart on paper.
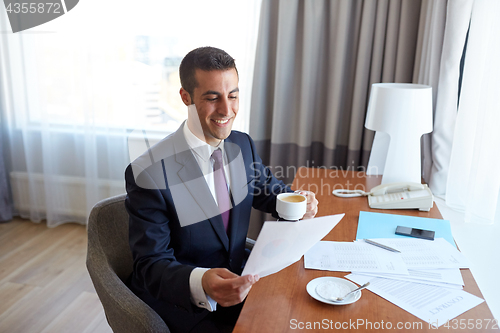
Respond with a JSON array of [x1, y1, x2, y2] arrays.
[[304, 241, 408, 274]]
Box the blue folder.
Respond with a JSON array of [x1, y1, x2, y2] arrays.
[[355, 211, 456, 248]]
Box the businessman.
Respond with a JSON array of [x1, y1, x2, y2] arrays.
[[125, 46, 318, 333]]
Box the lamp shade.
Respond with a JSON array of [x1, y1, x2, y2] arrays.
[[365, 83, 433, 184]]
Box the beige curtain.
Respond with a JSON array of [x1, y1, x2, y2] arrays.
[[246, 0, 440, 238], [250, 0, 424, 185], [413, 0, 448, 186]]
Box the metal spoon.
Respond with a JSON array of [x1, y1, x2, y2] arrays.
[[332, 282, 370, 302]]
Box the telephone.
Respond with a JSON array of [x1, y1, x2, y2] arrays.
[[332, 182, 434, 212]]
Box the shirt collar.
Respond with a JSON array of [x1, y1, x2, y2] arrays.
[[183, 121, 225, 162]]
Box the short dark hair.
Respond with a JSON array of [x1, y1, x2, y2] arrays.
[[179, 47, 238, 99]]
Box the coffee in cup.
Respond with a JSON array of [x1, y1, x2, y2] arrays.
[[276, 193, 307, 221], [280, 195, 306, 203]]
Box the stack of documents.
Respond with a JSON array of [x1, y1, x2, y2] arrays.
[[304, 212, 485, 327], [304, 237, 469, 288], [352, 237, 469, 288]]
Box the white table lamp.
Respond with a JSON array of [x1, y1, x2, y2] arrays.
[[365, 83, 433, 184]]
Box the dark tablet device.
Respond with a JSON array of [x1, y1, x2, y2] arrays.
[[395, 226, 435, 240]]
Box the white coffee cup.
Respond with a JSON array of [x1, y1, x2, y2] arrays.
[[276, 193, 307, 221]]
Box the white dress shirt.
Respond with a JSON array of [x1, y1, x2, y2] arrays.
[[183, 122, 231, 312]]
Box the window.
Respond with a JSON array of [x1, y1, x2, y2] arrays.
[[9, 0, 262, 133]]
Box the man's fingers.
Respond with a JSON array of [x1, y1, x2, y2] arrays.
[[202, 270, 260, 306], [295, 190, 318, 219], [221, 276, 259, 306], [295, 190, 310, 199], [212, 268, 239, 279], [230, 274, 258, 289], [306, 200, 318, 210], [295, 190, 316, 203]]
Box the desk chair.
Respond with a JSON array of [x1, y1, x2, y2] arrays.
[[87, 194, 256, 333], [86, 194, 169, 333]]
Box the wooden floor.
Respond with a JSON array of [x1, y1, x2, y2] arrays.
[[0, 218, 112, 333]]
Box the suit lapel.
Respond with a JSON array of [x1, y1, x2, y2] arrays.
[[172, 126, 229, 251], [225, 137, 251, 253]]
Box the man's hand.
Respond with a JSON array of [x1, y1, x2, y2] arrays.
[[295, 190, 318, 219], [202, 268, 259, 307]]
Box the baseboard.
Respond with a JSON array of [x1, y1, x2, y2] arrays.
[[10, 171, 125, 220]]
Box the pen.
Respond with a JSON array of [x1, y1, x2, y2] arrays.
[[364, 239, 401, 253]]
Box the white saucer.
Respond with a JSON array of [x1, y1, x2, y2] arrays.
[[306, 277, 362, 305]]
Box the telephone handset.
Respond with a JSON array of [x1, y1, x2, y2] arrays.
[[370, 182, 426, 196], [332, 182, 433, 212]]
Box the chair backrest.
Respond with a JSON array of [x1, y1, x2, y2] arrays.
[[87, 193, 169, 333], [87, 193, 133, 280]]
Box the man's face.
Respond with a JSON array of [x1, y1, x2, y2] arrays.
[[182, 69, 239, 146]]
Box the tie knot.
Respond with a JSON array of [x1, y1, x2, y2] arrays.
[[211, 149, 223, 165]]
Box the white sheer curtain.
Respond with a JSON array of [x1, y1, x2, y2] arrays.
[[0, 28, 131, 227], [417, 0, 500, 224], [0, 0, 262, 227], [419, 0, 473, 195], [445, 0, 500, 224]]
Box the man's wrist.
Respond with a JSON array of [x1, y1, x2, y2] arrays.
[[189, 267, 217, 311]]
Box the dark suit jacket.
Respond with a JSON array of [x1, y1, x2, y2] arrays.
[[125, 124, 291, 332]]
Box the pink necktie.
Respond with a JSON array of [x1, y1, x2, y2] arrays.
[[211, 149, 230, 232]]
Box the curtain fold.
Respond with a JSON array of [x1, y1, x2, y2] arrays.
[[445, 0, 500, 224], [414, 0, 448, 184], [0, 27, 13, 223], [417, 0, 473, 194], [250, 0, 423, 185], [0, 118, 13, 222], [416, 0, 500, 223]]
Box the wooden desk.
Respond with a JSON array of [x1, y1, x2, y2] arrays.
[[234, 168, 495, 332]]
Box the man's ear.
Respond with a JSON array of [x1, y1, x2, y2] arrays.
[[180, 88, 192, 106]]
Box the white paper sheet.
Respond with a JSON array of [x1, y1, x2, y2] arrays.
[[355, 238, 470, 269], [355, 267, 464, 286], [304, 241, 409, 274], [405, 268, 464, 285], [354, 271, 464, 290], [347, 274, 484, 327], [241, 214, 344, 278]]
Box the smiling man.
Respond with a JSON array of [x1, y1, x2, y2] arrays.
[[125, 47, 318, 333]]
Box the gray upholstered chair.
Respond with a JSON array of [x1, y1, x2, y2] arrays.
[[86, 193, 169, 333], [87, 193, 256, 332]]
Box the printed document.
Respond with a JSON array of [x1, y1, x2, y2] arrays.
[[242, 214, 344, 278], [304, 241, 408, 274], [347, 274, 484, 327], [354, 268, 464, 289], [355, 238, 470, 269]]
